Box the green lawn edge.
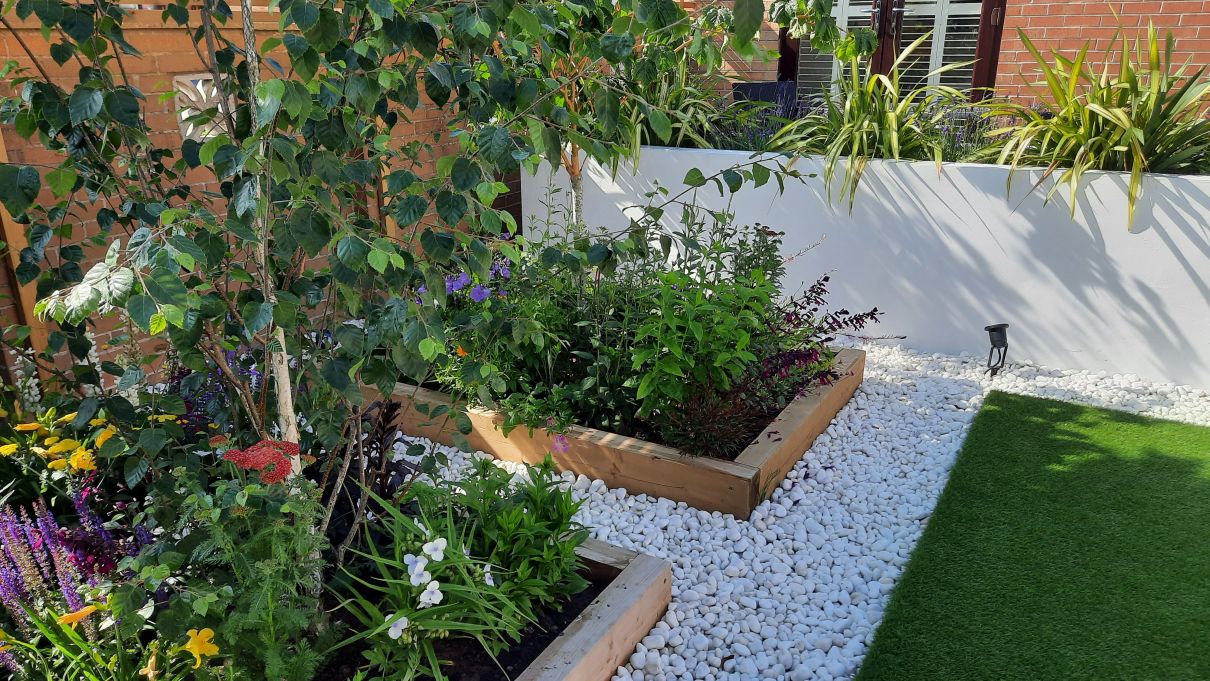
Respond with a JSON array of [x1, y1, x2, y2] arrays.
[[857, 390, 1210, 681]]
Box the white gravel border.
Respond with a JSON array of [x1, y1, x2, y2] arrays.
[[399, 342, 1210, 681]]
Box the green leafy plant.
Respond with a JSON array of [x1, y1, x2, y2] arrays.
[[337, 460, 586, 680], [435, 459, 589, 615], [767, 0, 878, 59], [981, 24, 1210, 224], [631, 268, 771, 415], [439, 162, 875, 459], [769, 33, 969, 208], [4, 608, 212, 681], [115, 448, 329, 681]]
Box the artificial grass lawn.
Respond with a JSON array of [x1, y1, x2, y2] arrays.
[[858, 391, 1210, 681]]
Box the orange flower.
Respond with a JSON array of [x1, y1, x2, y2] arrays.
[[455, 345, 468, 357], [69, 448, 96, 472], [46, 439, 81, 455], [57, 605, 97, 628], [95, 426, 118, 448], [182, 628, 219, 668], [139, 641, 160, 680]]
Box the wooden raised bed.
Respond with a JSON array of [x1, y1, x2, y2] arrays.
[[392, 348, 865, 517], [522, 539, 671, 681]]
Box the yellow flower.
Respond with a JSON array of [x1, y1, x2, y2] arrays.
[[89, 417, 108, 427], [47, 458, 69, 471], [55, 412, 78, 424], [149, 414, 177, 423], [43, 436, 60, 446], [182, 628, 219, 669], [139, 641, 160, 680], [0, 407, 8, 419], [0, 443, 18, 457], [57, 605, 97, 628], [14, 422, 44, 432], [95, 426, 118, 448], [46, 439, 81, 455], [69, 448, 96, 472]]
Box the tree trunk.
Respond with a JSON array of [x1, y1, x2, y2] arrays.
[[569, 168, 584, 227], [240, 0, 300, 454]]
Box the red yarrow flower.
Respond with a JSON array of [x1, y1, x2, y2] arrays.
[[224, 440, 299, 484]]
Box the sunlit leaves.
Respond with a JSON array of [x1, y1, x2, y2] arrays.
[[732, 0, 764, 49]]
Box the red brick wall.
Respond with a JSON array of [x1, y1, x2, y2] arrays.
[[995, 0, 1210, 99]]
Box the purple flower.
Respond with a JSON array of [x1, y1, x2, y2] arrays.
[[469, 285, 491, 303], [445, 272, 471, 294], [489, 261, 511, 280], [551, 434, 570, 454]]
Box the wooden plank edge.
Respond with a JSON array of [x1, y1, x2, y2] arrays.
[[735, 348, 866, 470], [388, 382, 758, 478], [577, 538, 638, 573], [736, 349, 866, 501], [520, 551, 672, 681]]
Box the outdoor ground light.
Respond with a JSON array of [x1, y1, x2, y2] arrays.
[[985, 323, 1009, 377]]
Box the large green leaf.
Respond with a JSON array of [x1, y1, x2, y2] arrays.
[[104, 90, 141, 127], [0, 165, 41, 215], [451, 157, 482, 192], [69, 87, 104, 125], [435, 191, 468, 226], [732, 0, 764, 48], [392, 195, 428, 226]]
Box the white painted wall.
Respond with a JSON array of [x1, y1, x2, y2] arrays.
[[520, 147, 1210, 389]]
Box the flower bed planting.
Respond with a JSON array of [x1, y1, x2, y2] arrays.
[[391, 348, 864, 517], [396, 220, 875, 515]]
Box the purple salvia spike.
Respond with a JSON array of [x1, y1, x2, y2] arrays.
[[0, 509, 46, 604], [0, 648, 20, 673], [19, 508, 52, 583], [49, 544, 84, 612]]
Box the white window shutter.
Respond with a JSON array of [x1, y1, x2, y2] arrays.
[[796, 0, 985, 99]]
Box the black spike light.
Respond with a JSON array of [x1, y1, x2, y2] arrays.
[[984, 323, 1009, 377]]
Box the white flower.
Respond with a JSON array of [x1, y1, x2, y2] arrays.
[[422, 537, 447, 562], [403, 553, 426, 573], [404, 554, 431, 586], [418, 581, 443, 608], [385, 613, 409, 640], [483, 564, 495, 587]]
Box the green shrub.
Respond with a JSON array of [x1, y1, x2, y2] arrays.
[[434, 195, 878, 458], [980, 24, 1210, 224], [338, 460, 586, 680], [769, 33, 969, 208]]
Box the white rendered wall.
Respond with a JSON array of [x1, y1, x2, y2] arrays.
[[520, 147, 1210, 389]]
